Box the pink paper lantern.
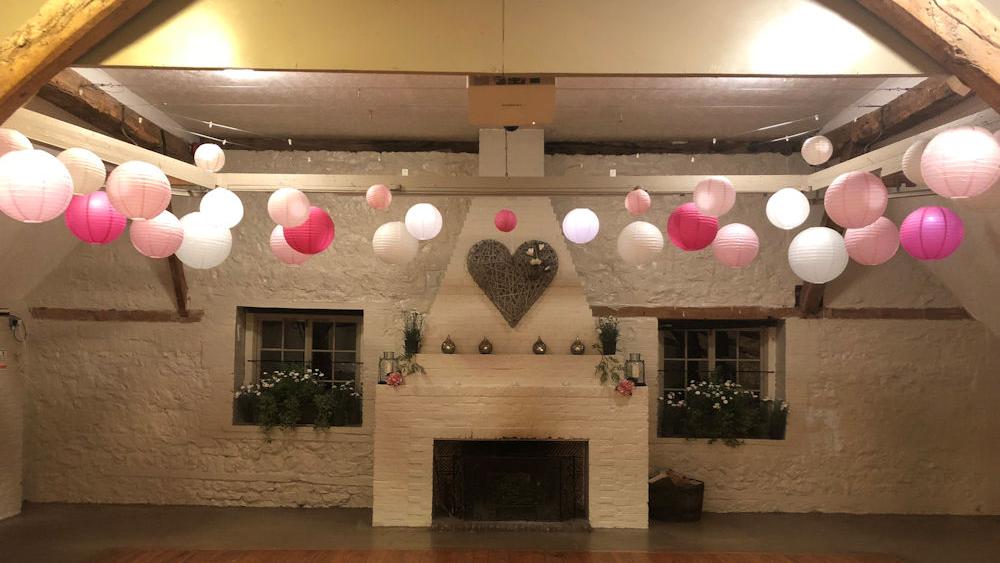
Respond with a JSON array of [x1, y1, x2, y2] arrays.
[[283, 206, 334, 255], [494, 209, 517, 232], [824, 171, 888, 229], [0, 149, 74, 223], [667, 202, 719, 251], [624, 187, 651, 216], [844, 216, 899, 266], [129, 210, 184, 259], [899, 206, 964, 261], [105, 161, 172, 220], [712, 223, 759, 268], [920, 126, 1000, 199], [270, 225, 310, 265], [366, 184, 392, 210], [0, 128, 32, 157], [64, 191, 127, 245], [693, 176, 736, 217], [268, 187, 310, 227]]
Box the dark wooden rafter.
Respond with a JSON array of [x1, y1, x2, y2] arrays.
[[164, 204, 189, 318], [591, 305, 971, 321]]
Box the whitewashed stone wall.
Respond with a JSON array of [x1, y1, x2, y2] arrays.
[[0, 329, 23, 520]]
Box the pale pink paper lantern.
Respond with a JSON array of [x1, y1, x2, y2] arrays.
[[129, 210, 184, 259], [105, 161, 172, 220], [270, 225, 310, 265], [494, 209, 517, 232], [801, 135, 833, 166], [899, 206, 964, 261], [58, 148, 106, 195], [268, 187, 310, 227], [366, 184, 392, 210], [0, 128, 32, 157], [693, 176, 736, 217], [844, 216, 899, 266], [624, 187, 651, 216], [194, 143, 225, 172], [920, 126, 1000, 199], [64, 191, 127, 245], [0, 149, 74, 223], [712, 223, 759, 268], [284, 206, 334, 254], [824, 171, 888, 229], [667, 202, 719, 251]]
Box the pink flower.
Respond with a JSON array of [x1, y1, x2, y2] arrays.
[[386, 371, 404, 388], [615, 379, 635, 397]]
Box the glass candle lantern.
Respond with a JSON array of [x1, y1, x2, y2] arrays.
[[625, 353, 645, 386], [378, 351, 399, 384]]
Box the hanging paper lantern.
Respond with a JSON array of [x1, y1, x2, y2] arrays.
[[801, 135, 833, 166], [901, 139, 928, 186], [562, 208, 600, 244], [844, 216, 899, 266], [64, 191, 127, 245], [494, 209, 517, 232], [624, 187, 651, 216], [693, 176, 736, 217], [372, 221, 419, 265], [899, 206, 964, 261], [270, 225, 310, 265], [667, 202, 719, 251], [105, 160, 171, 220], [0, 149, 74, 223], [824, 171, 888, 229], [788, 227, 849, 283], [57, 148, 106, 195], [0, 128, 32, 157], [712, 223, 760, 268], [284, 206, 334, 254], [194, 143, 225, 172], [404, 203, 443, 241], [199, 187, 244, 228], [175, 211, 232, 269], [267, 187, 310, 227], [766, 188, 811, 230], [130, 210, 184, 259], [920, 126, 1000, 199], [366, 184, 392, 210], [616, 221, 664, 265]]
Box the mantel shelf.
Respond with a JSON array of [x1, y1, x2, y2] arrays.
[[388, 353, 611, 388]]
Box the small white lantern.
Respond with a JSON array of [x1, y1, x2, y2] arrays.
[[199, 187, 244, 228], [766, 188, 811, 230], [901, 139, 928, 186], [373, 221, 419, 264], [267, 187, 310, 227], [58, 148, 106, 195], [562, 208, 600, 244], [788, 226, 849, 283], [0, 128, 32, 157], [175, 211, 232, 269], [693, 176, 736, 217], [801, 135, 833, 165], [404, 203, 442, 241], [0, 149, 74, 223], [616, 221, 664, 265], [920, 126, 1000, 199], [194, 143, 226, 172]]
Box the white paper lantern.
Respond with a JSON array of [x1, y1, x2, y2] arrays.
[[901, 139, 928, 186], [693, 176, 736, 217], [175, 211, 232, 269], [788, 226, 849, 283], [268, 187, 310, 227], [57, 148, 106, 195], [801, 135, 833, 165], [199, 187, 244, 228], [0, 149, 74, 223], [372, 221, 419, 265], [920, 126, 1000, 199], [0, 128, 32, 157], [404, 203, 442, 241], [766, 188, 811, 230], [616, 221, 664, 265], [562, 208, 600, 244], [194, 143, 226, 172]]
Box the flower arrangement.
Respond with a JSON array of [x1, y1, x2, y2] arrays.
[[596, 315, 619, 355], [615, 378, 636, 397], [234, 369, 362, 430], [661, 377, 789, 447], [385, 371, 404, 387]]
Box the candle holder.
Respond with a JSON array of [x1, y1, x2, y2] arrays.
[[378, 351, 399, 384], [624, 352, 646, 386]]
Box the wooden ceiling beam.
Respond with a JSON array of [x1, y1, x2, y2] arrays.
[[592, 305, 971, 321]]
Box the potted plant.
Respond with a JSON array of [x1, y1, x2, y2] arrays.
[[402, 310, 424, 355], [596, 315, 619, 355]]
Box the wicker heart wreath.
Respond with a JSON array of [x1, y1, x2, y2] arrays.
[[466, 239, 559, 327]]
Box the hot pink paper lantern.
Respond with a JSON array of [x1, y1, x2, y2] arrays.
[[693, 176, 736, 217], [283, 206, 334, 254], [844, 216, 899, 266], [899, 206, 964, 261], [64, 191, 127, 245], [712, 223, 759, 268], [268, 187, 310, 227], [129, 210, 184, 259], [270, 225, 310, 265], [494, 209, 517, 232], [0, 149, 74, 223], [624, 187, 651, 216], [105, 160, 172, 220], [366, 184, 392, 210], [824, 171, 887, 229], [920, 126, 1000, 199], [667, 202, 719, 251]]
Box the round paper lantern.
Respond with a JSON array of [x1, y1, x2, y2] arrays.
[[693, 176, 736, 217], [267, 187, 310, 228], [0, 149, 74, 223], [0, 128, 32, 157], [844, 216, 899, 266], [624, 187, 651, 216], [129, 210, 183, 259], [920, 126, 1000, 199], [404, 203, 443, 241], [366, 184, 392, 210], [175, 211, 232, 269], [105, 160, 171, 220], [58, 148, 106, 195], [899, 206, 964, 261], [712, 223, 760, 268], [616, 221, 664, 265], [902, 139, 928, 186], [824, 170, 888, 229], [667, 202, 719, 251], [801, 135, 833, 165], [283, 206, 334, 254], [372, 221, 419, 265], [562, 208, 600, 244], [270, 225, 310, 265], [788, 227, 849, 283], [199, 187, 243, 228], [494, 209, 517, 232], [64, 191, 126, 245], [766, 188, 811, 230], [194, 143, 225, 172]]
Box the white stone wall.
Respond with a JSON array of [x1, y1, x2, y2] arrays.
[[0, 329, 23, 520]]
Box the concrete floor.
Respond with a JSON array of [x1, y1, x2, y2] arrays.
[[0, 503, 997, 563]]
